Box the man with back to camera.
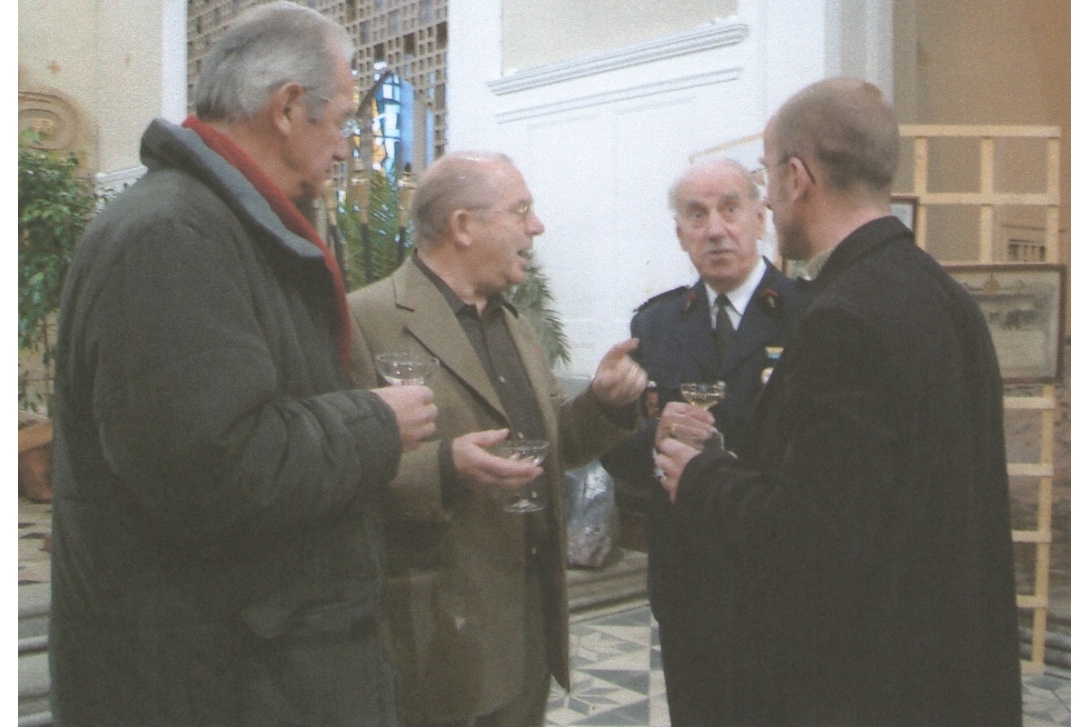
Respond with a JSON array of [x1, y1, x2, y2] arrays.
[[347, 151, 648, 726], [599, 158, 803, 726], [48, 4, 437, 725], [654, 77, 1023, 725]]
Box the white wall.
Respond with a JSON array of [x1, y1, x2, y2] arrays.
[[450, 0, 888, 376], [502, 0, 739, 72]]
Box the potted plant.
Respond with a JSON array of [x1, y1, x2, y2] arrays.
[[18, 130, 98, 501]]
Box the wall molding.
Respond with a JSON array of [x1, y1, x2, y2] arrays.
[[487, 19, 749, 96], [496, 67, 742, 125]]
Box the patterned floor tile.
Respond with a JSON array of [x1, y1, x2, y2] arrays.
[[550, 601, 1072, 727]]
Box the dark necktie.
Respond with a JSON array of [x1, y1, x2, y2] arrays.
[[715, 294, 735, 357]]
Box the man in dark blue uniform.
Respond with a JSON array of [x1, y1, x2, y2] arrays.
[[600, 158, 802, 726]]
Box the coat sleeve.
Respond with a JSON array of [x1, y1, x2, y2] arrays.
[[85, 219, 402, 545], [673, 304, 898, 587], [554, 389, 636, 471]]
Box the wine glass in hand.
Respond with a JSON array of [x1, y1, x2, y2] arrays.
[[677, 381, 726, 450], [375, 353, 440, 386], [490, 439, 550, 513], [679, 381, 726, 410]]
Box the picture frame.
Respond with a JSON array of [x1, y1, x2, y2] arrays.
[[891, 195, 918, 231], [944, 263, 1066, 383]]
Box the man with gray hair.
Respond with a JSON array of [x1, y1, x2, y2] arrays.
[[49, 3, 436, 724], [599, 157, 802, 725], [347, 151, 647, 726]]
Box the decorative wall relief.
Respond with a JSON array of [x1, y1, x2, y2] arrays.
[[18, 64, 96, 170]]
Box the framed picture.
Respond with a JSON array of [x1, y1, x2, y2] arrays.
[[891, 195, 918, 231], [944, 263, 1066, 382]]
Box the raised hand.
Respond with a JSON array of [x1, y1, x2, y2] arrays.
[[371, 384, 438, 452], [590, 338, 648, 407]]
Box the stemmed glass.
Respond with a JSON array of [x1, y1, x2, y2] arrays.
[[679, 381, 726, 411], [489, 439, 550, 514], [375, 353, 440, 386], [677, 381, 726, 450]]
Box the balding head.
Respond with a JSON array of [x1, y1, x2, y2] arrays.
[[410, 152, 516, 250], [767, 77, 899, 200]]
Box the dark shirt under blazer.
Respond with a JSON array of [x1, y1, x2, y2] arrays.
[[346, 258, 636, 724]]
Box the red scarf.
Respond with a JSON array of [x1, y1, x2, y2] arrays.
[[181, 115, 352, 375]]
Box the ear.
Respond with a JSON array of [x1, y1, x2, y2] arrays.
[[269, 81, 308, 136], [449, 209, 476, 248], [786, 157, 812, 201]]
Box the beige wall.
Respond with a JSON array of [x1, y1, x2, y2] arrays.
[[502, 0, 738, 72], [19, 0, 171, 174], [892, 0, 1070, 271]]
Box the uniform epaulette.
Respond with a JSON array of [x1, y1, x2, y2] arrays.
[[635, 285, 691, 313]]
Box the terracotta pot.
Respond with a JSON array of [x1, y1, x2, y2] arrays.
[[18, 416, 53, 503]]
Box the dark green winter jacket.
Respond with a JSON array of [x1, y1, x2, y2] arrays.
[[49, 119, 403, 726]]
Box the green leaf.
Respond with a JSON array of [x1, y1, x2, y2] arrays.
[[18, 130, 100, 411]]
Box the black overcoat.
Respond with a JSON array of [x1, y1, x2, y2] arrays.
[[675, 217, 1023, 725]]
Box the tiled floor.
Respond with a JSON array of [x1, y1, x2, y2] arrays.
[[18, 499, 52, 586], [548, 603, 668, 726], [549, 601, 1072, 727], [19, 499, 1072, 726]]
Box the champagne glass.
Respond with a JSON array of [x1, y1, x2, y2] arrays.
[[489, 439, 550, 513], [375, 353, 440, 386], [677, 381, 726, 450], [679, 381, 727, 410]]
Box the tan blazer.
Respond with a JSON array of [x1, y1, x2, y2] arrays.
[[347, 259, 633, 723]]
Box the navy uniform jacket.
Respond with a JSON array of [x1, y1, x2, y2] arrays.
[[599, 259, 803, 627]]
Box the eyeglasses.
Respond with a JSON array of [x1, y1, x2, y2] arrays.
[[751, 156, 817, 187], [312, 92, 362, 139], [471, 201, 536, 223]]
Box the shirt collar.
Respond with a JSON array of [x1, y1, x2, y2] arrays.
[[797, 248, 834, 281], [412, 253, 518, 317], [704, 256, 768, 313]]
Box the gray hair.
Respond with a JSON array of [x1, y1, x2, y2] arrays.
[[193, 1, 353, 123], [411, 152, 516, 250], [668, 157, 759, 214], [768, 77, 899, 196]]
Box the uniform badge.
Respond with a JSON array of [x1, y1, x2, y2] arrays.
[[757, 287, 781, 313], [761, 346, 784, 385]]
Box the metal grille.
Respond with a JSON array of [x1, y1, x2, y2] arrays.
[[187, 0, 448, 159]]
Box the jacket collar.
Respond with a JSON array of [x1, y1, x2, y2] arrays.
[[140, 119, 327, 266], [810, 216, 913, 292], [676, 260, 791, 377], [389, 260, 509, 417]]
